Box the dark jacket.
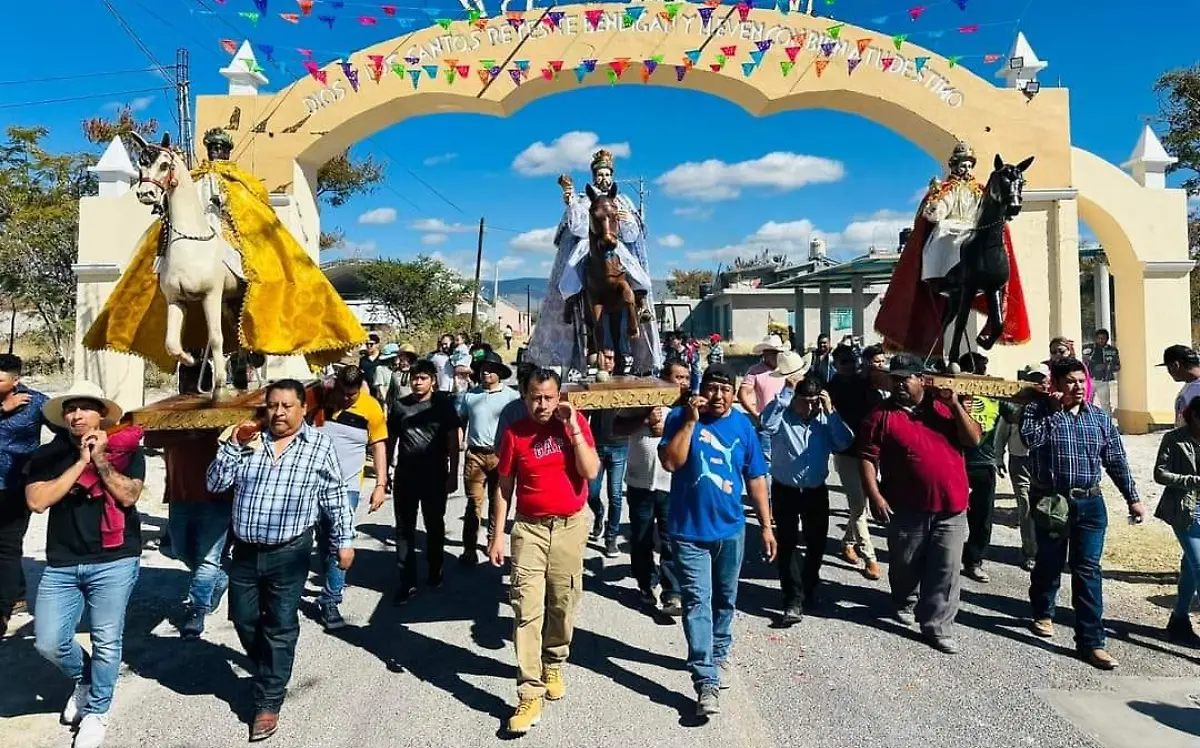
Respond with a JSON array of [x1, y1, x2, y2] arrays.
[[1153, 426, 1200, 532]]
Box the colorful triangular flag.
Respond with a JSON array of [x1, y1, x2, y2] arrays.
[[437, 18, 451, 30], [741, 61, 756, 77], [954, 0, 968, 9], [848, 57, 861, 74], [253, 0, 267, 13], [756, 40, 772, 53], [893, 34, 907, 50], [909, 6, 925, 21], [666, 3, 682, 20], [574, 65, 588, 83], [424, 64, 438, 79], [610, 59, 630, 78], [959, 24, 978, 33], [606, 69, 618, 85], [255, 43, 275, 61], [550, 60, 564, 72], [409, 70, 421, 88], [749, 49, 764, 65], [238, 11, 259, 24], [585, 9, 603, 29], [785, 45, 801, 62], [698, 6, 714, 24], [914, 56, 929, 73], [644, 59, 659, 75], [297, 0, 313, 15], [948, 55, 961, 68], [780, 60, 794, 76], [856, 38, 871, 55], [317, 14, 335, 28], [468, 9, 480, 22], [220, 39, 237, 54], [367, 54, 385, 81], [821, 41, 835, 56], [391, 63, 406, 78], [984, 53, 1002, 63], [456, 64, 469, 77], [815, 59, 829, 77], [685, 49, 701, 65], [881, 56, 895, 71], [582, 59, 597, 72], [736, 2, 750, 21], [720, 45, 737, 56], [828, 23, 844, 40], [359, 16, 377, 26], [507, 12, 523, 29], [675, 64, 687, 81], [509, 68, 523, 85], [280, 13, 300, 23], [477, 69, 490, 84]]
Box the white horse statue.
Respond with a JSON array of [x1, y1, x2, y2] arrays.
[[129, 132, 240, 398]]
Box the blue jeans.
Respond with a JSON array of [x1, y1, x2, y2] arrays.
[[588, 445, 628, 541], [1029, 493, 1108, 649], [1173, 517, 1200, 619], [34, 557, 140, 715], [167, 501, 230, 611], [317, 490, 359, 605], [672, 528, 745, 692]]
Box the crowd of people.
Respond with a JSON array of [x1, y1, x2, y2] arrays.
[[0, 325, 1198, 745]]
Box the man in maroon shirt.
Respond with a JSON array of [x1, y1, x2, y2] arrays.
[[488, 369, 600, 736], [857, 353, 981, 654]]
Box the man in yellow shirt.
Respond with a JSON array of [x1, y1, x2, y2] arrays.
[[314, 365, 388, 630]]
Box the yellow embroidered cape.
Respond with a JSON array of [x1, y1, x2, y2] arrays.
[[83, 161, 365, 372]]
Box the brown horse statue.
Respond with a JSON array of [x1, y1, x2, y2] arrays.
[[582, 183, 639, 374]]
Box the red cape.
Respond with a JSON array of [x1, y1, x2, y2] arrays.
[[875, 206, 1031, 356]]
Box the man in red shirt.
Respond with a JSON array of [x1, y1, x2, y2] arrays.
[[488, 369, 599, 736], [857, 353, 980, 654]]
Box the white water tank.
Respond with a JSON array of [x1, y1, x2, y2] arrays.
[[809, 237, 827, 260]]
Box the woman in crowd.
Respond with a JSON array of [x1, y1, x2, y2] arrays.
[[1153, 395, 1200, 645]]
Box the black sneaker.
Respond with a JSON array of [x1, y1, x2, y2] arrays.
[[637, 589, 657, 609], [393, 584, 417, 606], [319, 602, 346, 631], [180, 605, 206, 640], [963, 565, 991, 583], [604, 537, 620, 558], [660, 595, 683, 617], [459, 550, 478, 567], [696, 686, 720, 717], [781, 603, 803, 626], [590, 522, 603, 541], [1167, 613, 1200, 647], [428, 570, 444, 589]]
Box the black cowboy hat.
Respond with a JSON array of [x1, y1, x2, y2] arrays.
[[471, 349, 512, 380]]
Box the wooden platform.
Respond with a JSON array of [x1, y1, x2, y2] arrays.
[[127, 388, 273, 432], [562, 376, 681, 410], [922, 372, 1029, 399]]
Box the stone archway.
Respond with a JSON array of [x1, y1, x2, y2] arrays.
[[77, 5, 1173, 431]]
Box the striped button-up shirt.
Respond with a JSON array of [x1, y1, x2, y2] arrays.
[[1020, 398, 1138, 504], [206, 423, 354, 547]]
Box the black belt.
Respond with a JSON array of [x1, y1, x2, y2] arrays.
[[468, 446, 495, 455], [1034, 485, 1101, 498], [236, 529, 312, 553]]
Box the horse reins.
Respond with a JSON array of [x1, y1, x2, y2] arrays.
[[138, 145, 218, 255]]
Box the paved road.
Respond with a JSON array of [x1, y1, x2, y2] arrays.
[[2, 458, 1198, 748]]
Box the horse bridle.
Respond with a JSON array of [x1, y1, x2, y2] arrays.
[[138, 145, 218, 246]]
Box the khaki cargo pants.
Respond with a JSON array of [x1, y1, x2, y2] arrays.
[[510, 509, 588, 700], [463, 449, 500, 556]]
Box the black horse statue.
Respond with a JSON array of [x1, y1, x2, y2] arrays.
[[941, 153, 1034, 365]]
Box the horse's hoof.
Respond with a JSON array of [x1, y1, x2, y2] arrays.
[[976, 332, 998, 350], [177, 354, 195, 367], [947, 363, 962, 375]]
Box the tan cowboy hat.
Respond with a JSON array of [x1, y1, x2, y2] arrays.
[[752, 334, 786, 355], [770, 351, 811, 380], [397, 343, 419, 361], [42, 381, 123, 429]]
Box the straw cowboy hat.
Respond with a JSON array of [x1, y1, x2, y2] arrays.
[[396, 343, 419, 361], [752, 334, 786, 355], [769, 350, 811, 380], [42, 381, 123, 430]]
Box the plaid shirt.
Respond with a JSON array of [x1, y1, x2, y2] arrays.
[[1020, 398, 1138, 504], [0, 385, 47, 491], [207, 423, 354, 547]]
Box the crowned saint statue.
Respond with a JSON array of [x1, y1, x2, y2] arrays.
[[875, 141, 1030, 356], [525, 149, 662, 375]]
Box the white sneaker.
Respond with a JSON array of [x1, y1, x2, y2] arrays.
[[60, 682, 89, 726], [74, 712, 109, 748]]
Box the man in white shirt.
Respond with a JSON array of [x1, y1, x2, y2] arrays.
[[1160, 345, 1200, 426], [429, 334, 455, 393], [617, 361, 689, 615], [994, 364, 1048, 571]]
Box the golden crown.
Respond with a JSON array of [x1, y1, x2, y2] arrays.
[[591, 149, 614, 173]]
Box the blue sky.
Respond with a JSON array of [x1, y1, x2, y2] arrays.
[[4, 0, 1198, 281]]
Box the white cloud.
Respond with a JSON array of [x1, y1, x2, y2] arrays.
[[509, 227, 558, 253], [685, 210, 909, 263], [1188, 193, 1200, 208], [420, 233, 448, 246], [422, 152, 458, 166], [657, 233, 685, 248], [429, 251, 525, 277], [104, 95, 155, 113], [409, 218, 471, 233], [655, 152, 845, 202], [911, 186, 932, 204], [673, 206, 713, 220], [512, 131, 631, 176], [357, 207, 397, 225], [322, 238, 378, 261]]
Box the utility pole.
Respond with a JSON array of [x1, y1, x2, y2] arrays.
[[526, 284, 531, 330], [470, 217, 485, 333], [492, 262, 500, 323], [174, 48, 194, 168]]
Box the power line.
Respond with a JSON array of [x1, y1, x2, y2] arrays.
[[0, 86, 172, 111], [0, 67, 164, 86], [100, 0, 180, 128]]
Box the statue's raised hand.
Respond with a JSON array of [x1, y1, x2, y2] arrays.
[[557, 174, 574, 203]]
